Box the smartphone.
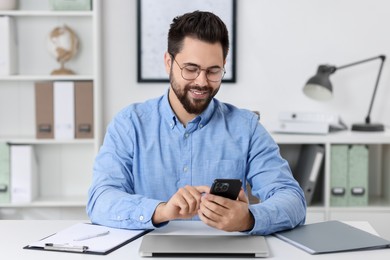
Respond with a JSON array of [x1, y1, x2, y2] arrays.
[[210, 179, 242, 200]]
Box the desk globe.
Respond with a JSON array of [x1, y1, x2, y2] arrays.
[[47, 25, 79, 75]]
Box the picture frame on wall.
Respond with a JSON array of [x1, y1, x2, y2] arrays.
[[137, 0, 237, 83]]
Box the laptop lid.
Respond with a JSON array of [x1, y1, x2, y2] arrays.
[[138, 221, 269, 258]]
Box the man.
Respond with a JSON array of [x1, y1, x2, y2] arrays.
[[87, 11, 306, 235]]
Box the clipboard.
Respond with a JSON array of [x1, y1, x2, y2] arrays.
[[23, 223, 151, 255]]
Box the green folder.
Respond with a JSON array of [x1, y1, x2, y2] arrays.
[[330, 145, 349, 207], [348, 145, 369, 206], [0, 143, 10, 203]]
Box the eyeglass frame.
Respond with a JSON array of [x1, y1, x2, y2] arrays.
[[169, 53, 226, 82]]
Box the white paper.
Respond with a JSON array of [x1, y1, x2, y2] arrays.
[[28, 223, 146, 253]]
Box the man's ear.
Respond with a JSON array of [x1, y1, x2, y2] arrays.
[[164, 52, 172, 75]]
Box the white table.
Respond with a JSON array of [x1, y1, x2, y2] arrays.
[[1, 220, 389, 259]]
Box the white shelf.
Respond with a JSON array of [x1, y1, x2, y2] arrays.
[[272, 131, 390, 144], [0, 138, 95, 145], [0, 0, 102, 220], [0, 196, 86, 208], [0, 10, 93, 17], [0, 75, 95, 81]]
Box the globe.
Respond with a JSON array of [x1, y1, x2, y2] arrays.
[[47, 25, 79, 75]]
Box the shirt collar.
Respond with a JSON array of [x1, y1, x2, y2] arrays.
[[160, 88, 217, 130]]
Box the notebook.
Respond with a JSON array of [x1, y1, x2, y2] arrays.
[[138, 221, 269, 258], [274, 220, 390, 254]]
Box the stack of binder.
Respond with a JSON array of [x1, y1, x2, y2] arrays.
[[271, 112, 347, 135], [35, 81, 94, 140], [330, 145, 369, 207]]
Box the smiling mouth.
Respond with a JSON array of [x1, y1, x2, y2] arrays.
[[189, 88, 209, 99]]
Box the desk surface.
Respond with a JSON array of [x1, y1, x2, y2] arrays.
[[1, 220, 389, 259]]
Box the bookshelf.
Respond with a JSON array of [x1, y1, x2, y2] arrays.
[[0, 0, 102, 219], [272, 131, 390, 226]]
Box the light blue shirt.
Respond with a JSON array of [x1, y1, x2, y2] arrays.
[[87, 90, 306, 235]]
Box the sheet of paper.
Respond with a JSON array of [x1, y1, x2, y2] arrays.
[[28, 223, 146, 253]]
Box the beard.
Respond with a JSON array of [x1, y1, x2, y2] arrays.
[[170, 73, 220, 115]]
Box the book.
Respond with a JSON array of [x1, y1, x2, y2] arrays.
[[274, 220, 390, 254], [35, 82, 54, 139], [0, 143, 10, 203], [75, 81, 94, 139], [10, 145, 38, 203], [0, 16, 17, 76], [54, 81, 75, 140], [294, 145, 324, 205]]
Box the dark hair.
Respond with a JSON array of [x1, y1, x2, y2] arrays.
[[168, 11, 229, 60]]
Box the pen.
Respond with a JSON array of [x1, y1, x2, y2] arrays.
[[73, 230, 110, 241]]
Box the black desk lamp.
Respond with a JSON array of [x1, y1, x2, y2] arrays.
[[303, 55, 386, 132]]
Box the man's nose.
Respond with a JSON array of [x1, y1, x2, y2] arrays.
[[194, 69, 208, 86]]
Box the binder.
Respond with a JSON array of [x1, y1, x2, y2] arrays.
[[330, 145, 349, 207], [274, 220, 390, 254], [0, 16, 17, 76], [35, 82, 54, 139], [75, 81, 94, 138], [348, 145, 369, 206], [0, 143, 10, 203], [10, 145, 38, 203], [54, 81, 75, 140], [24, 223, 150, 255], [294, 144, 324, 205]]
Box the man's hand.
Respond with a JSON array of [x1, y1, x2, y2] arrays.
[[152, 185, 209, 225], [198, 189, 254, 232]]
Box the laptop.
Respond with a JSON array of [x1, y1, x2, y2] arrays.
[[138, 221, 269, 258]]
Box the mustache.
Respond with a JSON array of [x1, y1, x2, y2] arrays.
[[185, 85, 212, 92]]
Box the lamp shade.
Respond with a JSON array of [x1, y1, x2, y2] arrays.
[[303, 65, 335, 101]]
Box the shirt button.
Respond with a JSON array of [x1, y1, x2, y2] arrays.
[[183, 166, 188, 172], [117, 216, 121, 220], [139, 215, 144, 221], [184, 133, 189, 138], [199, 124, 203, 128]]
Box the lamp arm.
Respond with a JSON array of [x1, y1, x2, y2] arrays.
[[365, 55, 385, 124], [335, 55, 386, 124]]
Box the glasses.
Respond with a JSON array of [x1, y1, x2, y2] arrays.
[[171, 55, 225, 82]]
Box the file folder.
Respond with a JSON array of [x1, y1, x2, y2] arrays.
[[10, 145, 38, 203], [330, 145, 349, 207], [75, 81, 94, 139], [0, 143, 10, 203], [348, 145, 369, 206], [274, 220, 390, 254], [54, 81, 75, 140], [24, 223, 150, 255], [294, 145, 324, 205], [0, 16, 17, 75], [35, 82, 54, 139]]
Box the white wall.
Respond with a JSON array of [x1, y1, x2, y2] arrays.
[[102, 0, 390, 129]]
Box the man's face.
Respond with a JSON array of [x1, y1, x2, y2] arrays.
[[166, 37, 225, 115]]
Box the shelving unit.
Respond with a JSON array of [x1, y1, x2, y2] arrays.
[[272, 131, 390, 226], [0, 0, 102, 219]]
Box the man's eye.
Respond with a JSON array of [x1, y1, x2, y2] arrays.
[[208, 68, 222, 74], [184, 66, 199, 73]]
